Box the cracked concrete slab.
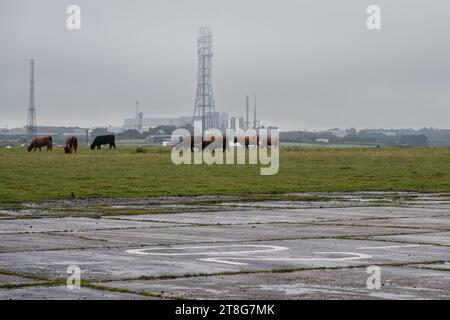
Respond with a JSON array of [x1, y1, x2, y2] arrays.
[[412, 262, 450, 271], [370, 231, 450, 245], [219, 200, 390, 209], [109, 206, 447, 226], [0, 233, 114, 253], [67, 224, 434, 246], [98, 266, 450, 299], [325, 216, 450, 229], [1, 192, 450, 300], [0, 273, 45, 286], [0, 217, 181, 234], [0, 238, 448, 282], [0, 285, 155, 300]]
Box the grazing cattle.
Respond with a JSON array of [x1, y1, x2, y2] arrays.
[[90, 135, 116, 150], [225, 136, 276, 151], [64, 136, 78, 154], [176, 135, 276, 152], [27, 136, 53, 152]]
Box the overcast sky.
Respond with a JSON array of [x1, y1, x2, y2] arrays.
[[1, 0, 449, 130]]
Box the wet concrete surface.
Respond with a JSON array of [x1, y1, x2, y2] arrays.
[[65, 224, 430, 246], [0, 217, 181, 234], [372, 232, 450, 245], [0, 232, 113, 253], [323, 216, 450, 230], [1, 238, 448, 282], [109, 206, 447, 225], [0, 285, 154, 300], [0, 273, 45, 286], [0, 192, 449, 299], [100, 266, 450, 300]]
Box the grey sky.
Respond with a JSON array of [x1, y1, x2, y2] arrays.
[[1, 0, 449, 130]]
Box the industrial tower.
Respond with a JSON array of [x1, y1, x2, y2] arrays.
[[253, 95, 259, 129], [193, 26, 216, 132], [245, 95, 250, 130], [135, 100, 143, 132], [27, 59, 37, 137]]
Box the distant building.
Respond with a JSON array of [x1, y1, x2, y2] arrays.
[[122, 117, 192, 131], [230, 117, 237, 130], [107, 126, 124, 134], [63, 128, 87, 136], [221, 113, 229, 130], [230, 117, 245, 130], [6, 127, 27, 135], [238, 117, 244, 130], [328, 129, 347, 138], [213, 112, 229, 131]]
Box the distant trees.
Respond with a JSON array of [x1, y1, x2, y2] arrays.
[[114, 126, 178, 140], [90, 127, 109, 137], [147, 125, 177, 136], [280, 131, 338, 144], [397, 135, 429, 147], [280, 130, 431, 147], [117, 129, 143, 139]]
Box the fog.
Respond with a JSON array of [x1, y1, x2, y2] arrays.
[[1, 0, 449, 130]]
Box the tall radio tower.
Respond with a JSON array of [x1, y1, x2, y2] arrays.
[[26, 59, 37, 137], [193, 26, 216, 132]]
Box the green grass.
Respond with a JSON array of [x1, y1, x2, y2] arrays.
[[1, 146, 450, 204]]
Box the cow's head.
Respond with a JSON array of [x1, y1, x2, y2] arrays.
[[27, 144, 33, 152], [90, 143, 95, 150], [64, 146, 71, 154]]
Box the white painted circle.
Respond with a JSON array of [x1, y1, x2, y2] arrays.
[[126, 244, 288, 256]]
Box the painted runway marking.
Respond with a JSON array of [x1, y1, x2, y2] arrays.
[[356, 244, 433, 250], [197, 252, 372, 266], [126, 244, 288, 256], [126, 244, 372, 266]]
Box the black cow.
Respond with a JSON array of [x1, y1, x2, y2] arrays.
[[90, 135, 116, 150]]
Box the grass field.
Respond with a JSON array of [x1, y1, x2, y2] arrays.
[[1, 146, 450, 205]]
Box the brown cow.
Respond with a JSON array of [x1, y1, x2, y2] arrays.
[[64, 136, 78, 154], [27, 136, 53, 152]]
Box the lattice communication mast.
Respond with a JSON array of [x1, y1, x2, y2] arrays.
[[27, 59, 37, 137], [193, 26, 216, 132]]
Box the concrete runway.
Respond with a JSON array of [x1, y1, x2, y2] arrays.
[[0, 192, 449, 299]]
